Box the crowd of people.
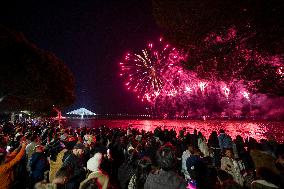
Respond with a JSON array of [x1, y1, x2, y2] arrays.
[[0, 119, 283, 189]]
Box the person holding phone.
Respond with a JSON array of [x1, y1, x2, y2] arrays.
[[0, 140, 27, 189]]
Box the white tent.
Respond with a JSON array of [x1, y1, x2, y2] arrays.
[[66, 108, 96, 118]]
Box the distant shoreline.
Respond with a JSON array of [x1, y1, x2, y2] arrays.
[[62, 116, 284, 122], [62, 119, 284, 143]]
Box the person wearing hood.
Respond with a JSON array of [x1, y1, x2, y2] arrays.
[[80, 152, 109, 189], [63, 143, 86, 189], [144, 143, 186, 189]]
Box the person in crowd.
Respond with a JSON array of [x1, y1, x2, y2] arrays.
[[49, 146, 68, 182], [221, 148, 245, 186], [217, 169, 243, 189], [26, 134, 38, 172], [208, 131, 221, 168], [83, 134, 96, 162], [63, 143, 87, 189], [118, 145, 138, 189], [218, 129, 233, 150], [181, 143, 192, 179], [144, 142, 186, 189], [93, 137, 108, 155], [29, 144, 49, 188], [0, 118, 284, 189], [234, 135, 254, 172], [80, 178, 99, 189], [185, 144, 213, 189], [80, 152, 109, 189], [197, 131, 210, 157], [234, 135, 245, 159], [35, 165, 71, 189], [0, 140, 27, 189], [259, 139, 275, 157], [128, 156, 152, 189], [190, 129, 198, 149], [250, 142, 279, 174], [251, 167, 281, 189], [275, 144, 284, 186], [179, 128, 186, 140]]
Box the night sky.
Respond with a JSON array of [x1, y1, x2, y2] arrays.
[[0, 0, 161, 114]]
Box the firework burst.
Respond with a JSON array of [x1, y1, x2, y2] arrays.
[[119, 37, 283, 119], [120, 38, 186, 102]]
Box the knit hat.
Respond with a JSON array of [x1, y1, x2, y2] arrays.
[[87, 153, 103, 172]]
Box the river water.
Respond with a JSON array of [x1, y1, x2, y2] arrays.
[[64, 119, 284, 143]]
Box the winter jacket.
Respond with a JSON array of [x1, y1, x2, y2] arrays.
[[29, 152, 49, 181], [144, 169, 186, 189], [181, 150, 191, 179], [63, 153, 86, 189], [26, 141, 37, 171], [0, 144, 26, 189], [221, 157, 245, 186], [198, 137, 209, 157]]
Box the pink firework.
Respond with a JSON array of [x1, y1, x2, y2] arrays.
[[119, 38, 186, 102], [119, 37, 284, 119], [241, 91, 250, 101], [199, 82, 208, 92], [277, 67, 284, 77], [222, 85, 230, 98]]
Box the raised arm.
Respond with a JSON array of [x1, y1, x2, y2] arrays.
[[1, 142, 27, 172]]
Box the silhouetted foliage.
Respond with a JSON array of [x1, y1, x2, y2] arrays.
[[0, 26, 75, 112]]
